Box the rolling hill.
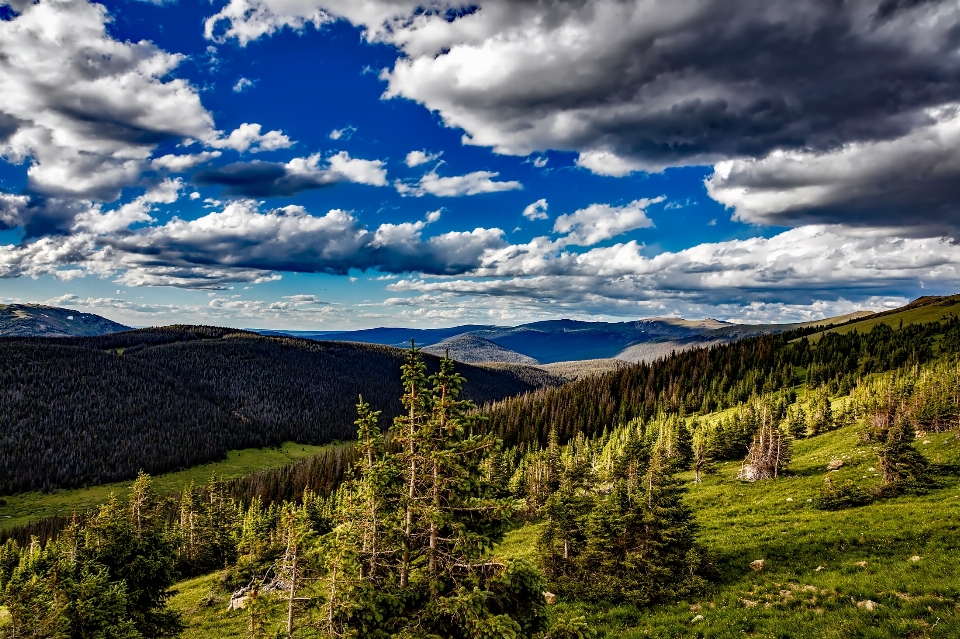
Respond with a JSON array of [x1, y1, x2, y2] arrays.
[[0, 326, 560, 494], [0, 303, 129, 337], [808, 294, 960, 340]]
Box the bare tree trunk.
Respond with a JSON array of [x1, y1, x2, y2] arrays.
[[429, 460, 438, 576], [286, 522, 298, 637]]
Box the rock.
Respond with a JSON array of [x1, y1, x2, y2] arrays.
[[815, 565, 825, 572], [543, 591, 556, 605], [691, 614, 705, 623], [857, 600, 879, 611], [750, 559, 765, 572], [910, 555, 922, 562], [227, 595, 250, 611], [827, 459, 844, 471], [855, 561, 868, 568]]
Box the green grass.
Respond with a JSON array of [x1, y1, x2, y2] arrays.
[[167, 414, 960, 638], [0, 442, 330, 531], [531, 424, 960, 638], [808, 298, 960, 343], [169, 573, 260, 639]]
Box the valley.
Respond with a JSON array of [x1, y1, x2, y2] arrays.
[[2, 296, 960, 637]]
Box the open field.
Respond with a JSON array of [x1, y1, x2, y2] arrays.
[[0, 442, 330, 531]]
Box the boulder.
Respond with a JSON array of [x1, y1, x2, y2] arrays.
[[750, 559, 765, 572], [543, 591, 556, 605], [827, 459, 844, 471], [227, 595, 250, 611]]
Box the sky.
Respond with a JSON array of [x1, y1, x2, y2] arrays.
[[2, 0, 960, 330]]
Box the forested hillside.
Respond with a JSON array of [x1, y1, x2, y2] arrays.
[[480, 318, 956, 446], [0, 327, 559, 494]]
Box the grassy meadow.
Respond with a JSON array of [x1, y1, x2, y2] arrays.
[[0, 442, 330, 531], [167, 413, 960, 638]]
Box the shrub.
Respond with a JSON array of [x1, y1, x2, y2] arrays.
[[813, 477, 872, 510]]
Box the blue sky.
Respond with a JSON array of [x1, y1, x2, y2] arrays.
[[2, 0, 960, 329]]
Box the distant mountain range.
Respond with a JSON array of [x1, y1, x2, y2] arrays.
[[258, 312, 874, 366], [0, 302, 876, 368], [0, 304, 129, 337]]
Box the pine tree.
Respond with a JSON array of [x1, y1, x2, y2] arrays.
[[866, 408, 931, 495], [691, 423, 714, 484], [807, 388, 834, 436]]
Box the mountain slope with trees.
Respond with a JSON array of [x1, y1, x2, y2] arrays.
[[0, 327, 558, 494]]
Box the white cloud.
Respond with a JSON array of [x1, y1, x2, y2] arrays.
[[378, 224, 960, 321], [553, 198, 662, 246], [533, 157, 548, 168], [405, 149, 442, 167], [575, 151, 652, 178], [522, 199, 548, 221], [706, 105, 960, 235], [232, 77, 256, 92], [396, 170, 522, 197], [0, 0, 216, 202], [198, 0, 960, 232], [151, 151, 222, 172], [328, 126, 356, 140], [0, 193, 29, 229], [325, 151, 387, 186], [72, 179, 182, 234], [204, 0, 333, 46], [211, 123, 294, 153]]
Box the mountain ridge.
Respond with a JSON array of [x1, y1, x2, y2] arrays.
[[0, 304, 129, 337]]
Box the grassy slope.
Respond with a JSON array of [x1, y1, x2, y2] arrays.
[[537, 424, 960, 638], [169, 416, 960, 638], [809, 296, 960, 343], [0, 442, 329, 531]]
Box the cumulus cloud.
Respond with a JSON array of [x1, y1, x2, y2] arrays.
[[553, 198, 662, 246], [522, 199, 548, 221], [405, 150, 442, 167], [202, 0, 960, 231], [0, 0, 215, 204], [0, 193, 29, 230], [151, 152, 222, 172], [396, 170, 521, 197], [325, 151, 387, 186], [204, 0, 333, 46], [387, 225, 960, 312], [0, 199, 507, 288], [194, 151, 386, 197], [72, 179, 182, 235], [210, 123, 294, 153], [706, 105, 960, 235]]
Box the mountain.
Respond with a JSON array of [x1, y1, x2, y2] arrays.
[[262, 312, 874, 367], [479, 300, 960, 447], [423, 334, 539, 365], [0, 304, 129, 337], [0, 326, 560, 494]]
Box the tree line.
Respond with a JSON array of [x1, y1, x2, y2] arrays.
[[479, 318, 958, 447]]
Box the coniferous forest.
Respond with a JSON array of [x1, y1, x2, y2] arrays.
[[3, 310, 960, 636], [0, 327, 557, 494]]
